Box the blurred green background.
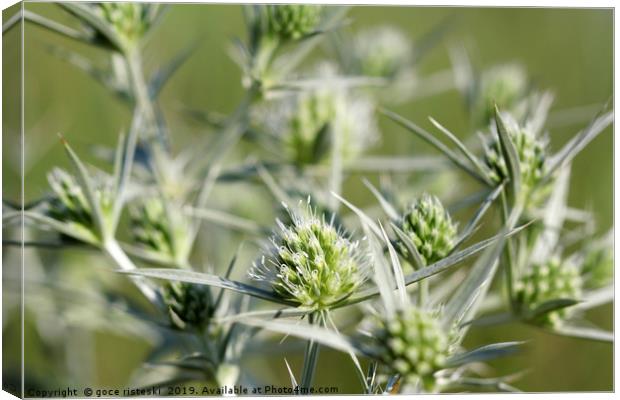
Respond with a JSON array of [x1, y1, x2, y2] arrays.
[[3, 3, 613, 394]]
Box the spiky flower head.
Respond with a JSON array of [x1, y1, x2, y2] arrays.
[[265, 4, 323, 41], [376, 308, 451, 391], [581, 245, 613, 290], [96, 3, 158, 48], [128, 197, 192, 264], [515, 256, 582, 328], [483, 118, 548, 200], [351, 26, 413, 79], [46, 168, 114, 243], [256, 65, 378, 166], [473, 64, 529, 126], [251, 199, 369, 310], [399, 194, 457, 266], [163, 281, 214, 331]]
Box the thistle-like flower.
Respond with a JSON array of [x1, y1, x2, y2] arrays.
[[375, 308, 452, 391], [398, 194, 457, 265], [473, 64, 529, 126], [351, 26, 413, 79], [251, 199, 369, 310], [46, 168, 114, 243], [256, 66, 379, 165], [482, 117, 548, 199], [265, 4, 323, 40], [96, 3, 156, 48], [128, 197, 192, 264], [163, 281, 214, 331], [515, 256, 582, 327]]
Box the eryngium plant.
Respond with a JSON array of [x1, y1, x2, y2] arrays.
[[515, 256, 582, 327], [5, 3, 612, 395], [375, 308, 452, 391], [163, 281, 215, 331], [398, 194, 457, 265], [265, 4, 324, 40], [252, 200, 369, 310]]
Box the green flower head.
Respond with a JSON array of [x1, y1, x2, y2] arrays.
[[483, 117, 548, 201], [376, 308, 451, 391], [515, 256, 582, 328], [399, 194, 457, 265], [163, 281, 214, 331], [46, 168, 114, 243], [265, 4, 323, 41], [97, 3, 159, 48], [251, 199, 369, 310], [257, 66, 379, 166], [129, 197, 192, 264]]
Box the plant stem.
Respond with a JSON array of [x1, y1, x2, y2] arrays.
[[103, 239, 161, 306], [300, 312, 321, 389]]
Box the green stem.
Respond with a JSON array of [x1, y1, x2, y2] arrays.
[[300, 312, 321, 389], [103, 239, 161, 306]]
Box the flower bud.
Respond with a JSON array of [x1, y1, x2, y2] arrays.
[[515, 256, 582, 327], [251, 199, 369, 310], [97, 3, 156, 47], [483, 119, 548, 200], [376, 308, 451, 391], [163, 281, 214, 331], [399, 194, 457, 265], [129, 197, 192, 264], [265, 5, 323, 40]]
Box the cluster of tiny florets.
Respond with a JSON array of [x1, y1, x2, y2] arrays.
[[399, 194, 457, 265], [515, 257, 582, 327], [265, 5, 323, 40], [97, 3, 153, 45], [129, 197, 173, 256], [251, 200, 368, 310], [257, 67, 379, 166], [376, 308, 451, 391], [163, 281, 214, 331], [46, 168, 114, 239], [483, 123, 548, 194]]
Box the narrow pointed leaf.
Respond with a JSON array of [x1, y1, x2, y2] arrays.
[[23, 211, 99, 245], [550, 325, 613, 342], [494, 106, 522, 196], [121, 268, 294, 306], [546, 111, 613, 179], [380, 224, 408, 307], [528, 298, 580, 320], [363, 179, 399, 220], [453, 183, 504, 249], [429, 116, 493, 185], [390, 222, 425, 270], [445, 341, 524, 367], [381, 108, 488, 185]]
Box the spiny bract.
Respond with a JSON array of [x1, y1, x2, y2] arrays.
[[376, 308, 451, 391], [251, 200, 368, 310], [265, 4, 323, 40], [399, 194, 457, 265], [128, 197, 192, 263], [515, 256, 582, 327], [163, 281, 214, 331], [46, 167, 114, 241], [483, 120, 548, 198]]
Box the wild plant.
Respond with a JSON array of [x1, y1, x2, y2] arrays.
[[3, 2, 612, 394]]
